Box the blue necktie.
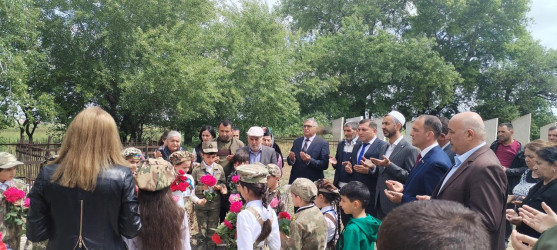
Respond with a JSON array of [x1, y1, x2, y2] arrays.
[[357, 143, 370, 164]]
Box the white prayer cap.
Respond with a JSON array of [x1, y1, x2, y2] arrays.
[[388, 111, 406, 125], [246, 126, 264, 137]]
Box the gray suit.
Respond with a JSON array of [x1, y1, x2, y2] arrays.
[[442, 143, 456, 165], [374, 138, 420, 219], [240, 145, 278, 165]]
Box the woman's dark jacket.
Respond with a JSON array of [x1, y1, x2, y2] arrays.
[[26, 164, 141, 249], [516, 179, 557, 238]]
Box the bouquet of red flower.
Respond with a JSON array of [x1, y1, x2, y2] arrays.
[[2, 187, 28, 231], [200, 175, 218, 201], [212, 201, 244, 249], [278, 211, 292, 235], [170, 170, 190, 192]]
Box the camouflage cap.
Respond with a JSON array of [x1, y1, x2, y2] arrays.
[[0, 152, 24, 169], [169, 151, 194, 166], [121, 147, 142, 160], [135, 158, 175, 191], [290, 178, 317, 202], [202, 141, 218, 153], [267, 164, 281, 177], [236, 164, 269, 184]]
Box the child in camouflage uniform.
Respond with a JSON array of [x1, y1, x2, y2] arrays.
[[169, 151, 203, 241], [281, 178, 327, 250], [121, 147, 143, 174], [0, 152, 28, 250], [265, 164, 291, 215], [192, 142, 227, 250]]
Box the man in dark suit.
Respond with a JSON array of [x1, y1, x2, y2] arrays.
[[240, 126, 278, 165], [371, 111, 419, 219], [418, 112, 508, 250], [287, 118, 330, 183], [331, 121, 359, 188], [438, 117, 456, 165], [344, 119, 386, 216], [384, 115, 451, 205]]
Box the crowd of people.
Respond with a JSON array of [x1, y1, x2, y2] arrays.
[[1, 106, 557, 250]]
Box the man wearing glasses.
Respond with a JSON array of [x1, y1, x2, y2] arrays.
[[287, 118, 330, 184]]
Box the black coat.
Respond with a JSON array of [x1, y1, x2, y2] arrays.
[[27, 164, 141, 249]]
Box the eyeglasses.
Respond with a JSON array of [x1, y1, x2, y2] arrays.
[[303, 125, 315, 128]]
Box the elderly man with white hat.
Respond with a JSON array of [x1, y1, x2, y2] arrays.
[[239, 126, 278, 165], [369, 111, 420, 220]]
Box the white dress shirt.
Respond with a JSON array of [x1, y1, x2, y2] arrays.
[[385, 136, 404, 158], [236, 200, 280, 250]]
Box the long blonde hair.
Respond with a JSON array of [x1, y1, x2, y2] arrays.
[[51, 107, 127, 191]]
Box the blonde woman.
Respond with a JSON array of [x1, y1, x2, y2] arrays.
[[26, 107, 141, 249]]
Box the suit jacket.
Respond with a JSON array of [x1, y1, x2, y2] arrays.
[[432, 145, 508, 250], [401, 146, 451, 203], [374, 138, 419, 219], [287, 136, 330, 183], [442, 143, 456, 165], [240, 145, 278, 165], [349, 138, 387, 215], [332, 139, 356, 187]]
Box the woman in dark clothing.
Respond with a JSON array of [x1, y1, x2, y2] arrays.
[[193, 125, 216, 164], [26, 107, 141, 249], [507, 145, 557, 238]]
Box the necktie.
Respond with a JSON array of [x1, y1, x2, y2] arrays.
[[302, 138, 310, 152], [357, 143, 370, 164], [414, 154, 422, 167]]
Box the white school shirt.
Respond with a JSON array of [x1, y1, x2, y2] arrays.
[[320, 205, 338, 243], [236, 200, 280, 250]]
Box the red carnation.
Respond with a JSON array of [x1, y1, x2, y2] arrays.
[[178, 170, 185, 175], [224, 220, 233, 230], [232, 175, 240, 183], [3, 187, 25, 203], [211, 233, 223, 245], [178, 182, 189, 191], [279, 211, 291, 220], [229, 201, 243, 213], [200, 175, 217, 187]]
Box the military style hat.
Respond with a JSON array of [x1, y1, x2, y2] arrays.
[[290, 178, 318, 202], [236, 164, 269, 184], [169, 151, 194, 166], [121, 147, 142, 160], [0, 152, 24, 169], [202, 141, 218, 153], [135, 158, 175, 191], [267, 164, 281, 177]]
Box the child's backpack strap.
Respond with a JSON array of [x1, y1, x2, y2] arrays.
[[246, 207, 269, 250]]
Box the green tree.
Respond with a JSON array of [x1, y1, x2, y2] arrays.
[[475, 36, 557, 139], [293, 16, 460, 120], [0, 0, 55, 141]]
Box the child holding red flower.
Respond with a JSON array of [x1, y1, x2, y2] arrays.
[[0, 152, 28, 250], [169, 151, 205, 242], [191, 142, 227, 249], [236, 164, 280, 250]]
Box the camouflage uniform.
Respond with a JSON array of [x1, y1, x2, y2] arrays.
[[192, 142, 227, 250], [214, 137, 245, 177], [0, 152, 28, 250], [266, 164, 287, 214], [282, 178, 328, 250]]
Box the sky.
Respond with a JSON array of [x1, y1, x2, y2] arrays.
[[528, 0, 557, 50], [262, 0, 556, 50]]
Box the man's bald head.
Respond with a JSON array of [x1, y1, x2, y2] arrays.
[[448, 112, 486, 155]]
